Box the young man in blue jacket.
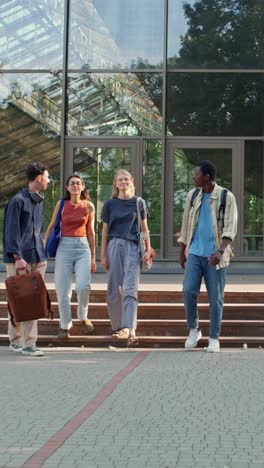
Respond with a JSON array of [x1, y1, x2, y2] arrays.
[[3, 163, 50, 356]]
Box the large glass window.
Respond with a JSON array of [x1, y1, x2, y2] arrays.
[[168, 0, 264, 69], [244, 141, 264, 256], [167, 73, 264, 136], [68, 0, 164, 69], [67, 73, 162, 136], [1, 0, 263, 262], [0, 72, 62, 250], [0, 0, 64, 69], [143, 141, 162, 253]]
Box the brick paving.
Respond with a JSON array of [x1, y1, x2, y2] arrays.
[[0, 347, 264, 468]]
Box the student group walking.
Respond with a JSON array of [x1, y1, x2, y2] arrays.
[[3, 160, 237, 356]]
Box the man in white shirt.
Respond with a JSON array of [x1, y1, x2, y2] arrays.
[[178, 160, 238, 353]]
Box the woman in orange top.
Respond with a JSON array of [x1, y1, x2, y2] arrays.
[[45, 174, 96, 339]]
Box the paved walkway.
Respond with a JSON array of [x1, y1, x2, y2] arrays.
[[1, 346, 264, 468]]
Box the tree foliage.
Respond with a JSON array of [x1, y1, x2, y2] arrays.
[[169, 0, 264, 68]]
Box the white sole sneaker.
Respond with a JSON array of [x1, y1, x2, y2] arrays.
[[185, 329, 202, 348], [206, 347, 220, 353], [21, 348, 44, 357], [206, 339, 220, 353], [9, 344, 23, 353]]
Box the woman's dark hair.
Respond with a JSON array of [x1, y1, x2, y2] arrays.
[[64, 174, 91, 201], [25, 162, 48, 181], [196, 160, 216, 181]]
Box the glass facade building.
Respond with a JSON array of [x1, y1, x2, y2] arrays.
[[0, 0, 263, 263]]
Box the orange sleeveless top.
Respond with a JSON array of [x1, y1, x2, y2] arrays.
[[61, 200, 89, 237]]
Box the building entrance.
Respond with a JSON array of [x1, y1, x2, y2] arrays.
[[64, 137, 263, 263], [164, 139, 243, 259]]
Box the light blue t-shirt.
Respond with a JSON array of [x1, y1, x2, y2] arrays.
[[189, 192, 215, 257]]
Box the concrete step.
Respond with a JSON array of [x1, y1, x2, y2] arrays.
[[1, 287, 264, 303], [0, 302, 263, 320], [1, 334, 264, 348], [1, 282, 263, 348], [1, 317, 264, 337]]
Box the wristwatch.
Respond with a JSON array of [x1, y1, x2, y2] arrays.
[[217, 248, 225, 255]]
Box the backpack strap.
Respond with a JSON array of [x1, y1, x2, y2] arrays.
[[56, 199, 65, 224], [217, 188, 228, 228], [190, 188, 200, 207], [136, 197, 142, 253]]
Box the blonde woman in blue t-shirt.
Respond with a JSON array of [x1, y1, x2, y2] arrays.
[[101, 169, 151, 345]]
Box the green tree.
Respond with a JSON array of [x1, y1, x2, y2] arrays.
[[169, 0, 264, 68]]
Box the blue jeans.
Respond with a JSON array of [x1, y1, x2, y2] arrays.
[[55, 237, 91, 330], [183, 254, 226, 339]]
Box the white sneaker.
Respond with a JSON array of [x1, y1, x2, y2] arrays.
[[21, 346, 44, 357], [206, 338, 220, 353], [9, 343, 23, 353], [185, 328, 202, 348]]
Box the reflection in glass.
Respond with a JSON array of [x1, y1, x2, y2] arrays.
[[143, 141, 162, 253], [173, 148, 232, 247], [167, 73, 264, 136], [67, 73, 162, 136], [244, 141, 264, 256], [0, 72, 62, 249], [69, 0, 164, 69], [0, 0, 64, 69], [73, 146, 131, 247], [168, 0, 264, 69]]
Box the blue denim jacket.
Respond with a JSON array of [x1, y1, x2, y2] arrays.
[[3, 187, 46, 264]]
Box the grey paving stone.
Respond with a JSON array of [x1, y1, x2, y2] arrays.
[[1, 348, 264, 468]]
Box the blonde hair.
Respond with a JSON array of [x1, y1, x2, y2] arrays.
[[112, 169, 135, 198]]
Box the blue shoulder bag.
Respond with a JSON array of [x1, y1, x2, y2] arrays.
[[46, 199, 65, 258]]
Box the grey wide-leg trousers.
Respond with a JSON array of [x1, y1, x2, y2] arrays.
[[106, 238, 141, 331]]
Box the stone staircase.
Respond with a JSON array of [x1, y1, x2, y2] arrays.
[[0, 285, 264, 348]]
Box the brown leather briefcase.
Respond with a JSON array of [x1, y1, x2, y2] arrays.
[[5, 271, 52, 325]]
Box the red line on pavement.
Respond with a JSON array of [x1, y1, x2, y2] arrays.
[[21, 351, 150, 468]]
